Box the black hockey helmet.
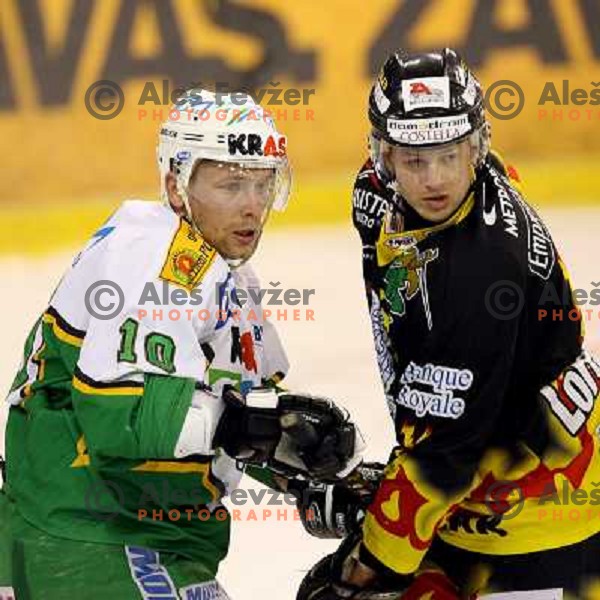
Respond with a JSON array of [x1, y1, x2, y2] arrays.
[[368, 48, 490, 187], [369, 48, 487, 146]]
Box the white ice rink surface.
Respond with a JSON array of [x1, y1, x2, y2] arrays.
[[0, 209, 599, 598]]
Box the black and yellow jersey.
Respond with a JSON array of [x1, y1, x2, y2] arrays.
[[352, 154, 600, 574]]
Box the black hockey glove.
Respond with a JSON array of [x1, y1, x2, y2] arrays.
[[213, 386, 363, 481], [297, 533, 461, 599], [291, 462, 385, 539], [296, 533, 412, 599]]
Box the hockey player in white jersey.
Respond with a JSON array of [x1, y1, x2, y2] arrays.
[[0, 90, 362, 598]]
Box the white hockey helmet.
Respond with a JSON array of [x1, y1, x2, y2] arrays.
[[157, 88, 291, 220]]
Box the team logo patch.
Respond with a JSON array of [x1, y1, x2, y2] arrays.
[[383, 246, 439, 330], [401, 76, 450, 112], [160, 220, 216, 291], [172, 249, 202, 283]]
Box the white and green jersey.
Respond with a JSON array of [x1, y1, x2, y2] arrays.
[[4, 200, 288, 562]]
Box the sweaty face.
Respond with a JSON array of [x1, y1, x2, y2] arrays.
[[186, 161, 276, 261], [387, 140, 475, 223]]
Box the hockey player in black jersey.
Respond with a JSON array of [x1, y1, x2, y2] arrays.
[[297, 48, 600, 599]]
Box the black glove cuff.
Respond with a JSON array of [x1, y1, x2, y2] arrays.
[[213, 387, 282, 461]]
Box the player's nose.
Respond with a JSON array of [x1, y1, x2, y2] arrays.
[[240, 187, 267, 218], [422, 162, 447, 189]]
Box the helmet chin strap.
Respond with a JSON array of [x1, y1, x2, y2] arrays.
[[177, 186, 206, 241]]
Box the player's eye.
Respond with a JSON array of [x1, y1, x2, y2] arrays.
[[442, 152, 458, 163], [255, 179, 273, 194], [219, 180, 243, 192], [405, 158, 422, 169]]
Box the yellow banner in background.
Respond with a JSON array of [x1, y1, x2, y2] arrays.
[[0, 0, 599, 251]]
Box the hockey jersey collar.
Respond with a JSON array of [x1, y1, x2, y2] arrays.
[[375, 191, 475, 267]]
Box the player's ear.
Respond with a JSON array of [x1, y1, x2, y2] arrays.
[[165, 172, 185, 215]]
